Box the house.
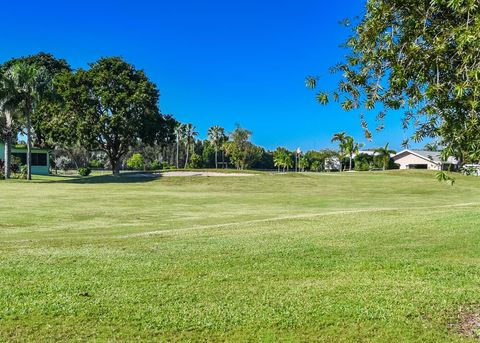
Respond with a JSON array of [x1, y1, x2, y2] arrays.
[[0, 141, 50, 175], [393, 150, 457, 170]]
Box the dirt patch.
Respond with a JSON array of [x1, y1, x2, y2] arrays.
[[450, 307, 480, 339]]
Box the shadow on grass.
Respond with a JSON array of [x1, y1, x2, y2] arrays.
[[43, 172, 161, 184]]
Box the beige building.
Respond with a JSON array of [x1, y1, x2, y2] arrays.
[[393, 150, 458, 170]]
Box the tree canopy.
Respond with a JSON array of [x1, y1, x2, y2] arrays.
[[42, 57, 168, 175], [308, 0, 480, 165]]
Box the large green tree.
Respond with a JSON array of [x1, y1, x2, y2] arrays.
[[308, 0, 480, 166], [44, 57, 165, 175]]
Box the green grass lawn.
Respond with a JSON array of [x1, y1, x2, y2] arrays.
[[1, 170, 480, 341]]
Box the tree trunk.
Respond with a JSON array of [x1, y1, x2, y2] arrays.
[[176, 138, 179, 168], [349, 154, 353, 171], [222, 150, 225, 168], [111, 157, 121, 176], [184, 144, 189, 169], [26, 111, 32, 181], [215, 149, 218, 169], [4, 111, 12, 179]]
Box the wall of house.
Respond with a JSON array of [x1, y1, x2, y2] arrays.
[[1, 142, 50, 175], [394, 152, 440, 170], [0, 142, 4, 162]]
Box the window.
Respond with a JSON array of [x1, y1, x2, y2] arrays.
[[12, 152, 48, 166]]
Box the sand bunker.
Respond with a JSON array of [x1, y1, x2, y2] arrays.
[[125, 171, 256, 178], [160, 171, 255, 177]]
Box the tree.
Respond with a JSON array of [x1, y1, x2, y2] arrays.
[[207, 125, 227, 169], [331, 132, 347, 171], [224, 124, 260, 170], [43, 57, 165, 175], [299, 155, 309, 172], [174, 123, 182, 168], [181, 123, 198, 169], [307, 0, 480, 168], [374, 143, 396, 171], [0, 67, 18, 179], [4, 62, 51, 180], [341, 136, 362, 171], [273, 147, 293, 172], [127, 153, 146, 170]]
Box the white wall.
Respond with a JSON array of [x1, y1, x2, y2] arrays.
[[394, 152, 440, 170]]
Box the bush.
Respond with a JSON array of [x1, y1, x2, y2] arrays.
[[188, 153, 202, 169], [55, 156, 72, 173], [18, 165, 27, 179], [161, 162, 176, 170], [148, 160, 161, 170], [310, 160, 322, 172], [89, 159, 104, 168], [78, 167, 92, 177], [127, 153, 145, 170]]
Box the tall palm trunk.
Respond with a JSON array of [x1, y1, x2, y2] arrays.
[[184, 141, 189, 169], [25, 109, 32, 180], [349, 154, 353, 171], [215, 149, 218, 169], [4, 110, 12, 179], [176, 136, 179, 168]]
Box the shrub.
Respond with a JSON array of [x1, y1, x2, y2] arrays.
[[18, 165, 27, 179], [188, 153, 202, 169], [127, 153, 145, 170], [78, 167, 92, 177], [55, 156, 72, 173], [310, 160, 322, 172], [162, 162, 175, 170], [148, 160, 161, 170], [89, 159, 104, 168]]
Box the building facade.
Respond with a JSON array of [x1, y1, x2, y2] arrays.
[[0, 142, 50, 175], [393, 150, 457, 171]]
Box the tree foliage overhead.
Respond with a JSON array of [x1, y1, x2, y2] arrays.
[[308, 0, 480, 164]]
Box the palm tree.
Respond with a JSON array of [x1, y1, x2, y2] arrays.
[[273, 148, 293, 172], [0, 68, 18, 179], [207, 125, 226, 169], [342, 136, 363, 171], [5, 62, 50, 180], [174, 123, 183, 168], [182, 123, 198, 168], [331, 132, 347, 171], [374, 143, 396, 171]]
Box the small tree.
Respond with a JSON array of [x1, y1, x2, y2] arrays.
[[224, 124, 260, 170], [127, 153, 145, 171], [54, 156, 71, 174], [374, 143, 396, 171]]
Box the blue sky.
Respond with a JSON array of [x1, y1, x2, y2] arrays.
[[0, 0, 415, 151]]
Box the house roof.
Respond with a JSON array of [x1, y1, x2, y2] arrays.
[[393, 150, 457, 164]]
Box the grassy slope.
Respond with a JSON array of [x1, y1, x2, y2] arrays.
[[1, 171, 480, 341]]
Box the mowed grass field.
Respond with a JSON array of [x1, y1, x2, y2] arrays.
[[1, 171, 480, 342]]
